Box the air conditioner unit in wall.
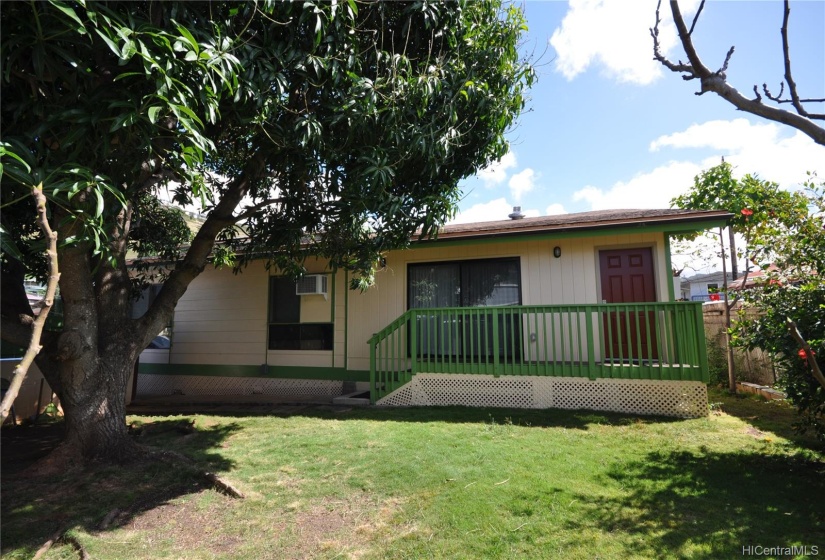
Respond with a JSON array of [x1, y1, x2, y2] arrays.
[[295, 274, 328, 296]]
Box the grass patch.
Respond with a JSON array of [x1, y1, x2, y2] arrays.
[[2, 396, 824, 559]]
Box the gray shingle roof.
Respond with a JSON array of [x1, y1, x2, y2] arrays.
[[429, 208, 731, 241]]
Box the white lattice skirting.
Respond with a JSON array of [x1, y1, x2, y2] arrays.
[[136, 375, 345, 399], [376, 374, 707, 418]]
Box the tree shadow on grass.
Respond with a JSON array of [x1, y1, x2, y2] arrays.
[[708, 389, 824, 453], [566, 448, 825, 559], [0, 418, 241, 557], [128, 401, 686, 432]]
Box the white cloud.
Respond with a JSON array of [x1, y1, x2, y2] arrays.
[[449, 198, 540, 225], [545, 203, 568, 215], [573, 160, 704, 210], [550, 0, 699, 85], [509, 168, 537, 202], [574, 118, 823, 211], [650, 118, 778, 152], [477, 151, 517, 188], [649, 118, 822, 187]]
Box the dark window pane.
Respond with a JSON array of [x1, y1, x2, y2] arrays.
[[270, 277, 300, 323], [408, 263, 460, 308], [407, 258, 522, 362], [408, 258, 521, 309], [269, 324, 301, 350], [268, 323, 333, 351], [299, 324, 334, 350], [461, 259, 521, 307]]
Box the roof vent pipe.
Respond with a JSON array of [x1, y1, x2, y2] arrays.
[[509, 206, 525, 220]]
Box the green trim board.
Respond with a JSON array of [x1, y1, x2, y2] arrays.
[[344, 270, 349, 369], [138, 362, 370, 382], [664, 234, 675, 301]]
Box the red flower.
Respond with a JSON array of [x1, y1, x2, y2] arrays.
[[799, 348, 816, 360], [709, 293, 720, 301], [741, 208, 753, 217]]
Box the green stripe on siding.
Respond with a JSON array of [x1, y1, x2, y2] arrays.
[[138, 362, 369, 381]]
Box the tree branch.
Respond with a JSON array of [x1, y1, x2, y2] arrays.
[[94, 201, 137, 350], [786, 318, 825, 391], [650, 1, 693, 75], [0, 183, 60, 423], [232, 197, 285, 221], [136, 151, 268, 348], [653, 0, 825, 146], [779, 1, 825, 120], [687, 0, 705, 36]]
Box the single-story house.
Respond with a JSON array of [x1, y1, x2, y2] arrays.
[[136, 208, 730, 418]]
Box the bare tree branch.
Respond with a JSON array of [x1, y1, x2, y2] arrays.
[[687, 0, 705, 36], [652, 0, 825, 146], [0, 183, 60, 423]]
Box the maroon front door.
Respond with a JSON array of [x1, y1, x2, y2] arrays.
[[599, 248, 659, 361]]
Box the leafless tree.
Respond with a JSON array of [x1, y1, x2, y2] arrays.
[[651, 0, 825, 147]]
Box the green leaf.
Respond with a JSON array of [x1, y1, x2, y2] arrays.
[[94, 29, 122, 57], [0, 143, 32, 173], [48, 0, 87, 34], [94, 188, 104, 217], [147, 106, 162, 124], [109, 112, 136, 132], [0, 225, 26, 261], [176, 25, 200, 55]]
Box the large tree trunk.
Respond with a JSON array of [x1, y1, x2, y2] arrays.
[[27, 231, 146, 473], [32, 350, 141, 474]]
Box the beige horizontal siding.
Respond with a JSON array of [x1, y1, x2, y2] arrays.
[[164, 262, 268, 366], [266, 350, 334, 367], [173, 319, 263, 333], [170, 353, 262, 366], [172, 331, 266, 344]]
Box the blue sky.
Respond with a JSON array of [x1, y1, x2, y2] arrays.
[[452, 0, 825, 228]]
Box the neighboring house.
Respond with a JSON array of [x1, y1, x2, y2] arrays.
[[136, 208, 730, 418], [727, 264, 780, 290], [680, 271, 735, 302]]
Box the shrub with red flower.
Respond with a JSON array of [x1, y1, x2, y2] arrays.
[[798, 348, 816, 360]]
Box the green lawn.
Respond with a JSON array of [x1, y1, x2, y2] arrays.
[[2, 390, 823, 559]]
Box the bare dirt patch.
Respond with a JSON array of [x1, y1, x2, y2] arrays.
[[273, 494, 404, 559], [124, 490, 242, 556]]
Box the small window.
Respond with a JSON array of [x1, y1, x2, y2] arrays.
[[707, 283, 719, 293], [268, 277, 333, 350]]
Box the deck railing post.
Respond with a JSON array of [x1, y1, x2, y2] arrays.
[[694, 302, 709, 382], [409, 311, 418, 376], [492, 307, 500, 375], [369, 335, 377, 404], [585, 308, 596, 379]]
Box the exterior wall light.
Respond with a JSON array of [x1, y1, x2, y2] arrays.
[[553, 246, 561, 258]]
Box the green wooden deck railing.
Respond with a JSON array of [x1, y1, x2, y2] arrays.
[[368, 302, 709, 403]]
